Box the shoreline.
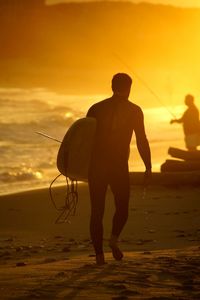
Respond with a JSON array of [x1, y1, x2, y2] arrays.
[[1, 170, 200, 197]]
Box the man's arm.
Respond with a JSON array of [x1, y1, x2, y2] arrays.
[[134, 109, 152, 172], [170, 113, 184, 124], [170, 118, 183, 124]]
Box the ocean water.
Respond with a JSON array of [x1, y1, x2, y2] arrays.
[[0, 88, 185, 195]]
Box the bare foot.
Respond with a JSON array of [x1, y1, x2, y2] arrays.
[[96, 253, 106, 266], [109, 240, 123, 261]]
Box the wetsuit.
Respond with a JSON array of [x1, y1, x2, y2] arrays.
[[87, 94, 151, 255]]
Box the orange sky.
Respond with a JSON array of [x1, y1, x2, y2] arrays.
[[46, 0, 200, 8]]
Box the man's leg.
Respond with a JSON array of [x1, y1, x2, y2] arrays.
[[109, 168, 130, 260], [88, 174, 107, 265]]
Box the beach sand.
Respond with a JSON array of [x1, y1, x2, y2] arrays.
[[0, 181, 200, 299]]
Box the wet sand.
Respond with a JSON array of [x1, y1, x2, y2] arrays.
[[0, 182, 200, 299]]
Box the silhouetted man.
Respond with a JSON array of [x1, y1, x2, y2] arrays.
[[170, 94, 200, 151], [87, 73, 152, 265]]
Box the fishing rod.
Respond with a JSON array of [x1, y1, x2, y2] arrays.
[[113, 52, 177, 119], [36, 131, 61, 143]]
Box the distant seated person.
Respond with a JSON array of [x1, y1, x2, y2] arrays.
[[170, 94, 200, 151]]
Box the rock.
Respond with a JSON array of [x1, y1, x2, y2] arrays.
[[16, 262, 27, 267], [43, 258, 56, 263]]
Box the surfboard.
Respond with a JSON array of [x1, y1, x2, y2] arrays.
[[57, 117, 96, 182]]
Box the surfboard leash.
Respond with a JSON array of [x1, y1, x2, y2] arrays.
[[36, 131, 79, 223], [49, 174, 78, 224]]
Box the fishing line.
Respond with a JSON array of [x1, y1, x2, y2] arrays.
[[112, 52, 177, 119]]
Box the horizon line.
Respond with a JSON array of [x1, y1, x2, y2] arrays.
[[45, 0, 200, 9]]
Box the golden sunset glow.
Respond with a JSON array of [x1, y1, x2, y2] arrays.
[[1, 0, 200, 111], [0, 0, 200, 179], [1, 2, 200, 294]]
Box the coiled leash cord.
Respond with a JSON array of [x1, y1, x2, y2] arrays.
[[49, 174, 78, 224]]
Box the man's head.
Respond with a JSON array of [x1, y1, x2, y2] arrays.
[[112, 73, 132, 98], [185, 94, 194, 106]]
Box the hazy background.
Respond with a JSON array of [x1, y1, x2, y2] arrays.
[[1, 0, 200, 108], [0, 0, 200, 193]]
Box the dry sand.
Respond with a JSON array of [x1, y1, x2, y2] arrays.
[[0, 181, 200, 299]]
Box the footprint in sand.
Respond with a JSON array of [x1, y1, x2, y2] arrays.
[[42, 257, 57, 264], [0, 251, 11, 258], [55, 271, 66, 278], [176, 234, 186, 238], [62, 246, 71, 252], [112, 297, 128, 300]]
